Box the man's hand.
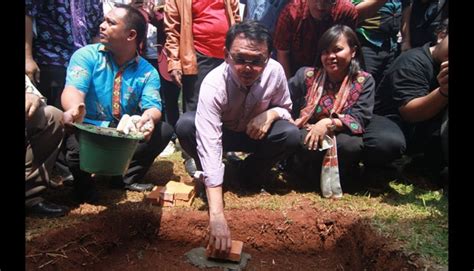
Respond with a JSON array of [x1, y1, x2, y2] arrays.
[[438, 61, 449, 95], [63, 103, 86, 125], [137, 113, 155, 141], [304, 119, 331, 150], [208, 212, 232, 255], [25, 93, 43, 120], [246, 110, 278, 140], [170, 69, 183, 88], [26, 58, 40, 84]]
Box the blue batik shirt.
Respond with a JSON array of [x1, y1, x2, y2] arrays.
[[26, 0, 104, 67], [66, 44, 162, 127]]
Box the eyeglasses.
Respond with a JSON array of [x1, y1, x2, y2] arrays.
[[227, 51, 269, 67]]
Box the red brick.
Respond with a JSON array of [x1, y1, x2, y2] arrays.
[[159, 191, 195, 207], [206, 240, 243, 262]]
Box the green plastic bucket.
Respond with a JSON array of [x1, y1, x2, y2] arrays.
[[73, 123, 144, 176]]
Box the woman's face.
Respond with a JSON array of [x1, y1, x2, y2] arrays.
[[321, 34, 355, 81]]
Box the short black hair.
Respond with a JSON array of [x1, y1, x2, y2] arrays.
[[435, 18, 449, 35], [114, 3, 147, 47], [225, 20, 273, 55]]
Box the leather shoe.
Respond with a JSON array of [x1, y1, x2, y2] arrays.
[[27, 201, 69, 218], [124, 183, 154, 192], [109, 176, 125, 189]]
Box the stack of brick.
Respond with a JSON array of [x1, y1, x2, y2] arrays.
[[145, 181, 195, 207]]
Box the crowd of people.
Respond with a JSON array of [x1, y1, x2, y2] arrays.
[[25, 0, 448, 255]]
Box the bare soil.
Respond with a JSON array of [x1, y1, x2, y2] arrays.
[[25, 155, 434, 270], [26, 203, 420, 270]]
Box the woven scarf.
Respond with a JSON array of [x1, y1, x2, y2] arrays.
[[294, 69, 352, 199]]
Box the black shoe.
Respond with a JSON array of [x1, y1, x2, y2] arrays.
[[109, 176, 126, 189], [72, 177, 99, 204], [27, 201, 69, 218], [124, 183, 154, 192]]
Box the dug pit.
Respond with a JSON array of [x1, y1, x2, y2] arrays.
[[26, 205, 420, 270]]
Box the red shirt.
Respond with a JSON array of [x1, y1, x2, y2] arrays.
[[274, 0, 358, 76], [192, 0, 229, 59]]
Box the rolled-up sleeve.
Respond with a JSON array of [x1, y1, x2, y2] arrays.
[[195, 82, 225, 187]]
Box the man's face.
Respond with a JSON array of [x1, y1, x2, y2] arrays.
[[225, 34, 269, 88], [436, 35, 449, 63], [99, 8, 130, 49], [308, 0, 336, 21]]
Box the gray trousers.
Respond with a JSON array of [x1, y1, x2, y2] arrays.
[[25, 105, 64, 207]]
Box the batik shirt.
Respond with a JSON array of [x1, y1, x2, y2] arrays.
[[26, 0, 103, 67], [65, 44, 162, 127]]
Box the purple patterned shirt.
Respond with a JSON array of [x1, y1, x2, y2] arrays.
[[26, 0, 103, 67]]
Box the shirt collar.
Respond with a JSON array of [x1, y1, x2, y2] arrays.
[[98, 44, 140, 69]]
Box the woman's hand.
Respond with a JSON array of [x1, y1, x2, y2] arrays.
[[304, 119, 331, 150]]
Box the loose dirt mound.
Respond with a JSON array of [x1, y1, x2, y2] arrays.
[[26, 204, 418, 270]]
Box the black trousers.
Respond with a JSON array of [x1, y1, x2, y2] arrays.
[[65, 121, 174, 184], [181, 52, 224, 112], [144, 58, 180, 128], [294, 128, 364, 183], [362, 114, 406, 167], [361, 44, 398, 88], [37, 64, 67, 109], [175, 111, 300, 177]]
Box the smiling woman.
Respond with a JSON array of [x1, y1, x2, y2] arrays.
[[287, 24, 374, 199]]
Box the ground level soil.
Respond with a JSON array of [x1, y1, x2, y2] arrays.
[[26, 202, 420, 270], [26, 153, 445, 270]]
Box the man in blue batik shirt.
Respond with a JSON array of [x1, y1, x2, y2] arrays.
[[61, 4, 173, 202]]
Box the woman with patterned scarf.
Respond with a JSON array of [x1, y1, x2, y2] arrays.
[[288, 24, 375, 198]]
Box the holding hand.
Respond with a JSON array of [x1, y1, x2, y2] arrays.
[[137, 113, 154, 141], [208, 212, 232, 255]]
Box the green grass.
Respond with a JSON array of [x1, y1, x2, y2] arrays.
[[306, 180, 448, 265], [373, 181, 448, 265]]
